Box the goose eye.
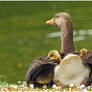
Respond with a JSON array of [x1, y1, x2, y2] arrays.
[[56, 16, 59, 18]]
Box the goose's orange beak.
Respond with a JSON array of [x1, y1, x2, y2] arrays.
[[46, 18, 55, 25]]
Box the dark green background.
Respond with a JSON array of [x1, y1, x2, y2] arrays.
[[0, 1, 92, 83]]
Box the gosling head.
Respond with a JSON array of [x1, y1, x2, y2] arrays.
[[80, 48, 88, 56], [46, 12, 72, 28], [45, 50, 62, 62]]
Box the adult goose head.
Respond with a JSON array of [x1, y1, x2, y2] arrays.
[[46, 12, 75, 54]]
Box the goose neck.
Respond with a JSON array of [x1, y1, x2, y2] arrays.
[[60, 23, 75, 54]]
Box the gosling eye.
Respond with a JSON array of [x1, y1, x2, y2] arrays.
[[50, 54, 55, 57]]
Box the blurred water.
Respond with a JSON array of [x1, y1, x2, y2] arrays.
[[47, 29, 92, 41]]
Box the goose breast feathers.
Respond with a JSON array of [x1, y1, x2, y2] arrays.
[[54, 54, 90, 85]]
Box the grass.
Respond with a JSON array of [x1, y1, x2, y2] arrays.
[[0, 1, 92, 84], [0, 81, 91, 91]]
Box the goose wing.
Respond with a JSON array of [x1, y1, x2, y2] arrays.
[[26, 55, 47, 85], [79, 51, 92, 87], [81, 51, 92, 64], [61, 54, 82, 65], [26, 55, 57, 85]]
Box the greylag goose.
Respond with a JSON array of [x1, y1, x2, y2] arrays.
[[46, 50, 62, 62], [46, 12, 92, 86], [80, 48, 88, 56]]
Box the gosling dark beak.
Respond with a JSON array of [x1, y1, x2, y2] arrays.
[[45, 56, 50, 60]]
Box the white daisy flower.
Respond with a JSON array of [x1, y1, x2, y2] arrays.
[[29, 84, 34, 89]]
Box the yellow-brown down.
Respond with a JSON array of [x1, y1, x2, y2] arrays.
[[48, 50, 62, 62], [80, 48, 88, 56]]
